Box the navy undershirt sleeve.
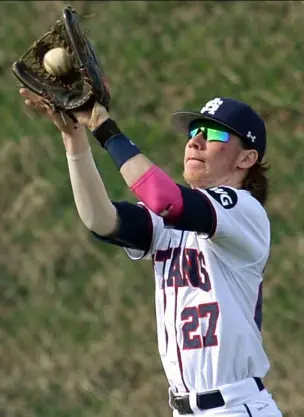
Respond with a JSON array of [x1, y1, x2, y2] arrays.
[[91, 201, 153, 253], [163, 184, 216, 237], [91, 185, 216, 252]]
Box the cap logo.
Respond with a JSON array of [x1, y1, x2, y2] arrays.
[[200, 98, 223, 116], [247, 131, 256, 143]]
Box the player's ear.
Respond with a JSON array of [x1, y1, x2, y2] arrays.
[[237, 149, 258, 170]]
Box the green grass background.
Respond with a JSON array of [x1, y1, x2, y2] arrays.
[[1, 1, 304, 416]]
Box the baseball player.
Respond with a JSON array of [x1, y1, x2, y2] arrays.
[[20, 89, 283, 417]]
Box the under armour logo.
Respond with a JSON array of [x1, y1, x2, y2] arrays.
[[247, 131, 256, 143], [200, 98, 224, 116]]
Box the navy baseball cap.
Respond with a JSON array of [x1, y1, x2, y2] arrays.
[[170, 97, 266, 161]]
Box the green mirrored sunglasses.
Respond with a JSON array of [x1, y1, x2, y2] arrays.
[[188, 121, 230, 142]]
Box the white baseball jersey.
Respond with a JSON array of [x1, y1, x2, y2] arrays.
[[125, 186, 271, 394]]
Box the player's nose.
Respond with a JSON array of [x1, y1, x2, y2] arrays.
[[188, 132, 206, 150]]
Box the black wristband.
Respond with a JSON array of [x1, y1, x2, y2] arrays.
[[92, 118, 121, 147]]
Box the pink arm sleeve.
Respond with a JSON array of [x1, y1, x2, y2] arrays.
[[130, 165, 184, 219]]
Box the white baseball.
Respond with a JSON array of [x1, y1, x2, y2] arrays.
[[43, 47, 73, 77]]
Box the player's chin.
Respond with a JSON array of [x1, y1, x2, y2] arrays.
[[183, 166, 207, 189]]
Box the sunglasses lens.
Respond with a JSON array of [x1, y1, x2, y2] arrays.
[[188, 123, 229, 142], [207, 128, 229, 142], [189, 127, 204, 139]]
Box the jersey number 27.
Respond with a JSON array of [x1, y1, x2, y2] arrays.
[[181, 302, 219, 350]]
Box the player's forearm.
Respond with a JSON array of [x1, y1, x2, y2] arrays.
[[119, 153, 154, 186], [90, 118, 183, 219], [84, 106, 156, 184], [65, 146, 119, 236], [61, 125, 90, 155]]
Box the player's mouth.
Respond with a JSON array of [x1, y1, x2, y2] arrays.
[[186, 157, 205, 163]]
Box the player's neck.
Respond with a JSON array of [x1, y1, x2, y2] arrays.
[[190, 172, 244, 190], [212, 175, 243, 189]]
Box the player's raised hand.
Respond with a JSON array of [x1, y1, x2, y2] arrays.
[[20, 88, 109, 135], [19, 88, 81, 136], [20, 87, 92, 156]]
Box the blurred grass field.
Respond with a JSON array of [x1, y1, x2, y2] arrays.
[[1, 1, 304, 416]]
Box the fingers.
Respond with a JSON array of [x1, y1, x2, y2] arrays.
[[21, 88, 54, 116], [24, 98, 56, 123], [24, 98, 45, 111], [20, 88, 49, 107], [20, 88, 39, 101], [19, 88, 77, 133]]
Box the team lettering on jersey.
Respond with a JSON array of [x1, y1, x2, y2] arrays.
[[154, 246, 211, 292]]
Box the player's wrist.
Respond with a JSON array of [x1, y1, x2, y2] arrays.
[[91, 120, 141, 169], [74, 102, 109, 131], [88, 112, 109, 132], [62, 126, 90, 155], [91, 118, 122, 147], [88, 102, 109, 131]]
